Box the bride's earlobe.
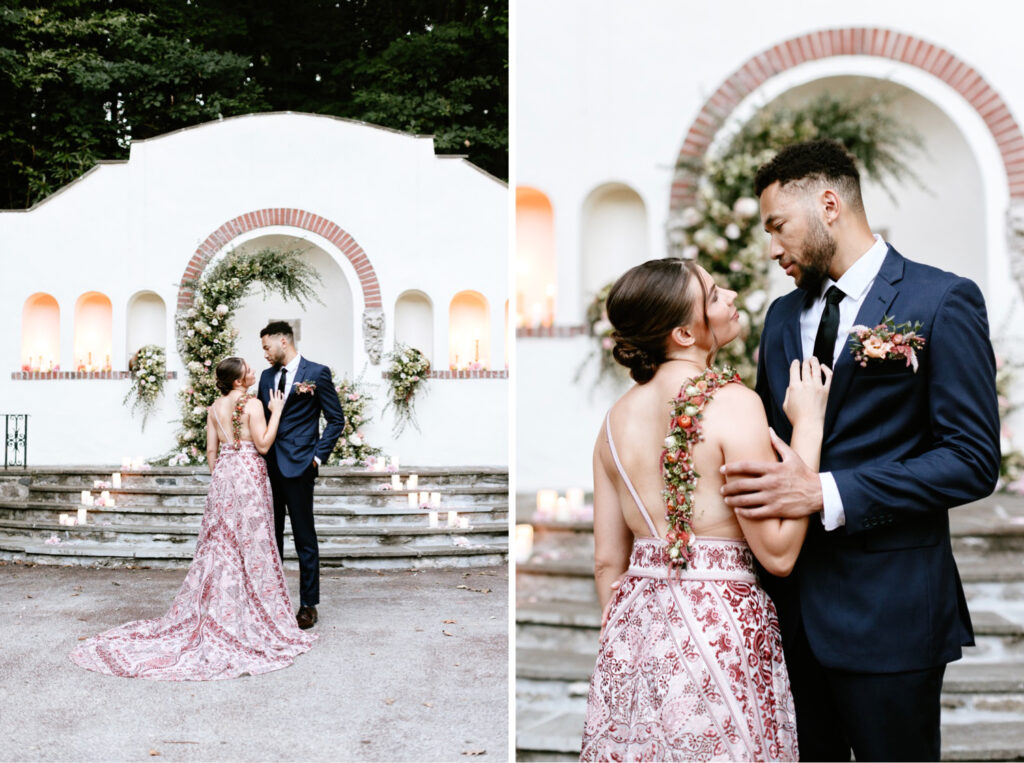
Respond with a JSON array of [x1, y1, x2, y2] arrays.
[[671, 325, 696, 348]]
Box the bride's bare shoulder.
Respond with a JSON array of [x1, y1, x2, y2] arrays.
[[704, 382, 768, 430]]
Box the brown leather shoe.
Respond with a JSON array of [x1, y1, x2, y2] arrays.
[[296, 605, 318, 630]]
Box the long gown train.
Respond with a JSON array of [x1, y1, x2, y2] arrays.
[[69, 442, 315, 680]]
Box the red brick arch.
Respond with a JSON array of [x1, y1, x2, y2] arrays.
[[176, 208, 382, 310], [670, 27, 1024, 211]]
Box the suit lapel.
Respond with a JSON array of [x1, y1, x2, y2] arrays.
[[283, 358, 309, 410], [767, 293, 806, 413], [822, 247, 904, 431]]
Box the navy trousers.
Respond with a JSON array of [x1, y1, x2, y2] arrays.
[[785, 626, 945, 761], [268, 460, 320, 607]]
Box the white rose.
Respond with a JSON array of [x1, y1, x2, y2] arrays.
[[724, 223, 741, 240], [682, 245, 699, 260], [216, 304, 229, 315], [680, 207, 702, 227], [733, 197, 760, 219], [187, 329, 195, 337], [714, 236, 728, 253], [349, 434, 362, 446], [193, 406, 205, 415], [685, 385, 700, 396], [744, 290, 767, 313], [664, 435, 679, 450]]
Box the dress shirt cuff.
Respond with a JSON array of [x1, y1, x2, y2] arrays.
[[313, 456, 321, 467], [819, 472, 846, 531]]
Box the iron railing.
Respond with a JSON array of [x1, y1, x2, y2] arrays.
[[3, 414, 28, 469]]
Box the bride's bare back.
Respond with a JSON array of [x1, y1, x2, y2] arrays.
[[597, 365, 770, 542]]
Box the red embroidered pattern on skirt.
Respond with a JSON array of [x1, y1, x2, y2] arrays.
[[581, 537, 798, 761], [70, 443, 315, 680]]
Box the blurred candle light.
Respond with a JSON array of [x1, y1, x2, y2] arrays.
[[515, 524, 534, 563]]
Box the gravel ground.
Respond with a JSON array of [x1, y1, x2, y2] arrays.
[[0, 562, 509, 762]]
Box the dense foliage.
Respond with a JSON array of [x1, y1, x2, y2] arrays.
[[0, 0, 508, 208]]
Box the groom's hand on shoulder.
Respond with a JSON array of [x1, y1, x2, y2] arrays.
[[720, 431, 823, 519]]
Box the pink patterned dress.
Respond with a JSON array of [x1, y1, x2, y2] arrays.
[[580, 413, 798, 761], [70, 408, 315, 680]]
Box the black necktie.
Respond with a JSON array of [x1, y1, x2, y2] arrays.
[[277, 367, 287, 394], [812, 286, 846, 368]]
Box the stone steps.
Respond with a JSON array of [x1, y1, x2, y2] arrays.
[[21, 485, 508, 509], [0, 466, 508, 569], [0, 501, 508, 526], [0, 517, 510, 548], [0, 535, 508, 569]]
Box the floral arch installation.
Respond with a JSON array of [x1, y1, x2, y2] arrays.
[[175, 208, 386, 363], [670, 27, 1024, 212]]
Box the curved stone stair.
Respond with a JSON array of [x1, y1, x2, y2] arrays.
[[514, 494, 1024, 761], [0, 466, 508, 569]]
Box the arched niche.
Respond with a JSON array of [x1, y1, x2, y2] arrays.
[[126, 291, 167, 360], [449, 291, 489, 370], [229, 234, 355, 378], [581, 183, 648, 300], [516, 187, 557, 327], [395, 290, 434, 363], [21, 293, 60, 371], [74, 292, 113, 371], [759, 77, 986, 297]]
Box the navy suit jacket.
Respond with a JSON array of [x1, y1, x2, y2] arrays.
[[258, 358, 345, 479], [755, 246, 1000, 672]]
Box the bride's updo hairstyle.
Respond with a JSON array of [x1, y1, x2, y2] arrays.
[[215, 357, 246, 395], [606, 258, 707, 383]]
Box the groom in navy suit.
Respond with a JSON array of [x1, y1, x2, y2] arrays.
[[259, 321, 345, 629], [722, 140, 1000, 761]]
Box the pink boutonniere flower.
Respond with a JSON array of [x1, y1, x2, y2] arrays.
[[294, 381, 317, 395], [849, 317, 926, 372]]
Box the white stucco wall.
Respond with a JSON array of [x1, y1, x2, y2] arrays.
[[0, 113, 507, 466], [517, 0, 1024, 493]]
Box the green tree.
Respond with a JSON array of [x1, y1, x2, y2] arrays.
[[0, 0, 508, 209]]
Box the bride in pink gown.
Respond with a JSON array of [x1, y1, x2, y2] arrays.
[[581, 259, 830, 761], [70, 357, 316, 680]]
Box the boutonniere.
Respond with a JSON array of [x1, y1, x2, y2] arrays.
[[849, 317, 926, 372], [293, 381, 317, 395]]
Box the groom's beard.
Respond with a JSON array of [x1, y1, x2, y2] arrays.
[[794, 216, 837, 294]]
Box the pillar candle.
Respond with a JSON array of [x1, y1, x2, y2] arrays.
[[80, 490, 91, 505], [566, 488, 585, 509], [458, 516, 470, 529], [58, 514, 68, 526], [419, 491, 429, 506], [555, 497, 571, 522], [391, 474, 401, 489], [390, 456, 400, 471], [100, 490, 110, 502], [121, 456, 131, 470], [407, 493, 418, 508], [430, 491, 441, 507], [112, 473, 121, 489], [407, 474, 418, 490], [536, 489, 558, 519], [515, 524, 534, 563], [447, 511, 458, 528], [428, 511, 438, 528], [77, 507, 87, 525]]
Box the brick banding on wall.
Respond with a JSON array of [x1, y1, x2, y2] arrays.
[[670, 27, 1024, 211], [176, 209, 382, 311]]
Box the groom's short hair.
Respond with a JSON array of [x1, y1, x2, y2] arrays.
[[754, 139, 864, 212], [260, 321, 294, 341]]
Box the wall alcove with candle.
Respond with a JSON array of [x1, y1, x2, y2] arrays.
[[74, 292, 113, 372], [448, 291, 489, 370], [126, 291, 167, 360], [581, 182, 648, 305], [20, 293, 60, 371], [394, 290, 434, 363], [516, 186, 557, 328]]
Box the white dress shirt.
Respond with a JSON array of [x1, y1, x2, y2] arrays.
[[273, 354, 302, 398], [799, 234, 889, 531]]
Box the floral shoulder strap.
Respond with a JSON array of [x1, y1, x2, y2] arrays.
[[231, 393, 251, 448], [661, 365, 742, 569]]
